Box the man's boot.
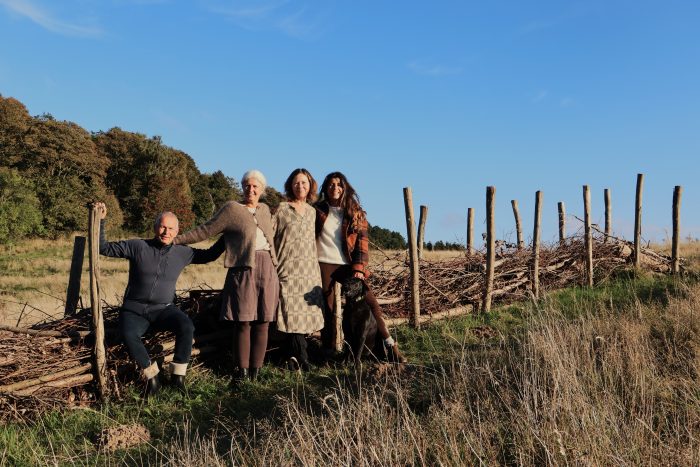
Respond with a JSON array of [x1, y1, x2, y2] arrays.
[[171, 375, 186, 393], [145, 375, 161, 398], [169, 362, 188, 394], [143, 362, 161, 399]]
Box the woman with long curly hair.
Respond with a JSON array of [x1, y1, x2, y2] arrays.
[[315, 171, 406, 363]]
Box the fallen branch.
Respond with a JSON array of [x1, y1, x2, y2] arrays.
[[0, 363, 92, 393]]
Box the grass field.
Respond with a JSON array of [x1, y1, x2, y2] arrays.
[[1, 270, 698, 464]]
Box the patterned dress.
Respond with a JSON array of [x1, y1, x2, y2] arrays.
[[274, 202, 325, 334]]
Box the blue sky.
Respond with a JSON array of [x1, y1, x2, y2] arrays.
[[1, 0, 698, 246]]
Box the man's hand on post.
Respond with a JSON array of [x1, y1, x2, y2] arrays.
[[94, 202, 107, 220]]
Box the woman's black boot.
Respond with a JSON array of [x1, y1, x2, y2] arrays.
[[249, 367, 260, 381]]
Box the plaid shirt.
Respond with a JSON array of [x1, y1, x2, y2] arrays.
[[315, 201, 370, 277]]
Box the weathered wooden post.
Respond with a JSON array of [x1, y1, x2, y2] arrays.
[[417, 205, 428, 260], [511, 200, 524, 250], [403, 187, 420, 328], [87, 205, 108, 400], [466, 208, 474, 256], [634, 173, 644, 268], [483, 187, 496, 312], [604, 188, 612, 243], [672, 186, 682, 274], [532, 191, 542, 299], [64, 236, 86, 316], [558, 202, 566, 245], [583, 186, 593, 287], [333, 282, 343, 352], [557, 201, 566, 245]]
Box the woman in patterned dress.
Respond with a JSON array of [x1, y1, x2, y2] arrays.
[[273, 168, 325, 371]]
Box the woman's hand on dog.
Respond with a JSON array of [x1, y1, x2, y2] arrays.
[[353, 271, 364, 280]]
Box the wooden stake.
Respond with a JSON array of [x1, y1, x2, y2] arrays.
[[64, 236, 86, 316], [334, 281, 344, 352], [403, 187, 421, 328], [672, 186, 682, 274], [511, 200, 524, 250], [417, 205, 428, 260], [583, 185, 593, 286], [532, 191, 542, 298], [604, 189, 611, 243], [634, 173, 644, 268], [483, 186, 496, 312], [466, 208, 474, 256], [88, 205, 109, 401], [558, 201, 566, 245]]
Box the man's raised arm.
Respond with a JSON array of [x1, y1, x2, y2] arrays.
[[95, 202, 134, 259]]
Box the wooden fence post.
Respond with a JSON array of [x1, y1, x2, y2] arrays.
[[672, 186, 682, 274], [333, 282, 344, 352], [532, 191, 542, 299], [558, 202, 566, 245], [634, 173, 644, 268], [417, 205, 428, 260], [511, 200, 524, 250], [583, 186, 593, 287], [403, 187, 420, 328], [604, 188, 612, 243], [483, 187, 496, 312], [64, 236, 86, 316], [466, 208, 474, 256], [87, 205, 108, 401]]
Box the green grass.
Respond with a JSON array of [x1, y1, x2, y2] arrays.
[[2, 270, 698, 464]]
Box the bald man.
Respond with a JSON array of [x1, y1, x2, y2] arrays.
[[95, 202, 224, 397]]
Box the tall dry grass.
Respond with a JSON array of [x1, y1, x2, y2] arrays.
[[146, 283, 700, 465]]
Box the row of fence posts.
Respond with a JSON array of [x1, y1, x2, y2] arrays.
[[73, 173, 683, 401], [402, 174, 684, 319]]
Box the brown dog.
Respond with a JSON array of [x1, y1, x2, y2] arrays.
[[341, 277, 378, 364]]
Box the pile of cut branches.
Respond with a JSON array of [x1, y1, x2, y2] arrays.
[[368, 232, 678, 317], [0, 290, 227, 421]]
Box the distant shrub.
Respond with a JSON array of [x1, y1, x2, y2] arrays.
[[0, 167, 44, 244]]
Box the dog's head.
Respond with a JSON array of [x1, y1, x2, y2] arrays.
[[341, 276, 366, 303]]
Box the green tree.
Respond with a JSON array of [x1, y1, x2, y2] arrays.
[[19, 116, 122, 235], [0, 95, 32, 168], [368, 225, 407, 250], [95, 129, 193, 233], [0, 168, 44, 244], [207, 170, 241, 210], [261, 186, 284, 211], [138, 139, 195, 233]]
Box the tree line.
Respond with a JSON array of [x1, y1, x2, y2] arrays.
[[1, 95, 416, 250], [0, 94, 276, 243]]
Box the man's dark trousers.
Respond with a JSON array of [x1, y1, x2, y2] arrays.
[[119, 304, 194, 369]]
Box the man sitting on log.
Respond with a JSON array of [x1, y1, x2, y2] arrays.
[[95, 202, 224, 397]]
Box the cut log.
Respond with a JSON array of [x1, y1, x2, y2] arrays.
[[14, 373, 94, 396], [0, 363, 92, 393]]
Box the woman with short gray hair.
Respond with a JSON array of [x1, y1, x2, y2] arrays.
[[174, 169, 279, 382]]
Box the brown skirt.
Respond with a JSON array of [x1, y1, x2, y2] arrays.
[[220, 251, 280, 322]]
